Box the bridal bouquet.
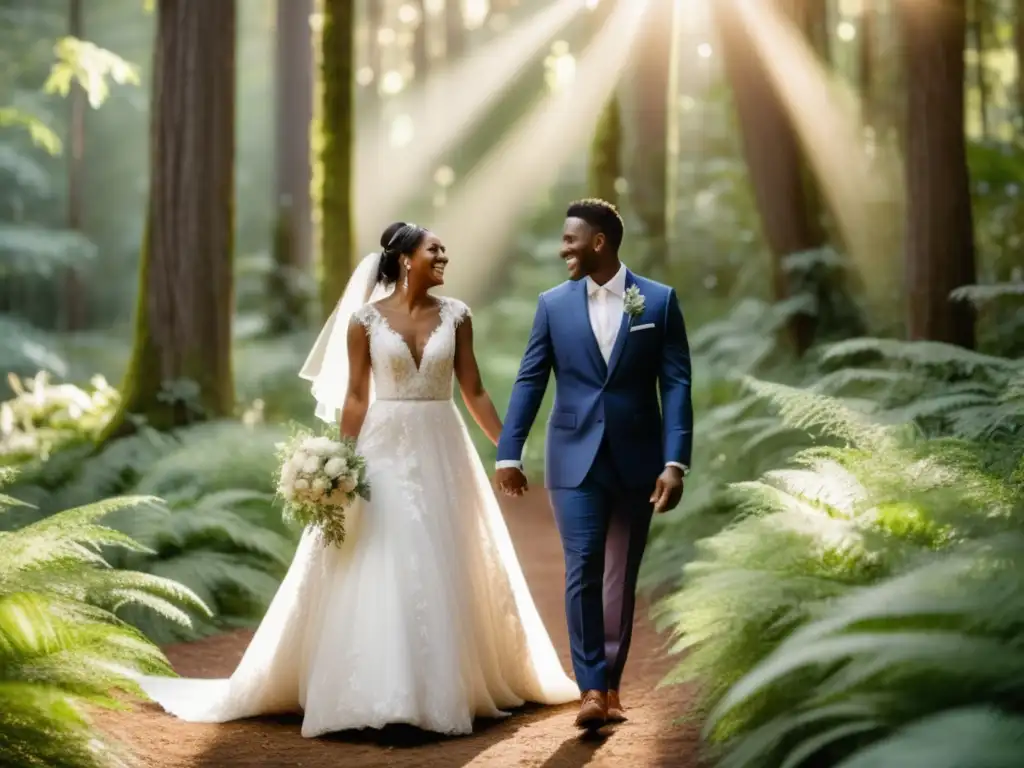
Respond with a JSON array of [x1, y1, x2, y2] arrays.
[[275, 426, 370, 546]]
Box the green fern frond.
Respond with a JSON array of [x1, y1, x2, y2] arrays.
[[820, 337, 1018, 378], [0, 496, 160, 582], [834, 707, 1024, 767], [742, 377, 894, 452], [949, 281, 1024, 306], [0, 478, 205, 768], [808, 367, 922, 398]]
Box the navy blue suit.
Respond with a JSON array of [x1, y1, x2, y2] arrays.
[[497, 269, 693, 692]]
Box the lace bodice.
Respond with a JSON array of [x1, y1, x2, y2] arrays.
[[353, 297, 471, 401]]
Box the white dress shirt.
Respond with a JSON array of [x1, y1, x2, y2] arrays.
[[497, 263, 688, 476], [586, 264, 627, 364]]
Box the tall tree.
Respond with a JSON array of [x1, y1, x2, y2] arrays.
[[623, 0, 674, 274], [587, 0, 622, 206], [103, 0, 237, 437], [897, 0, 977, 347], [268, 0, 313, 334], [63, 0, 87, 331], [859, 0, 876, 127], [412, 0, 430, 80], [445, 0, 466, 61], [319, 0, 356, 319], [714, 0, 824, 354], [1017, 0, 1024, 121]]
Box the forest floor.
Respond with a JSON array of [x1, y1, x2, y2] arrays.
[[96, 492, 701, 767]]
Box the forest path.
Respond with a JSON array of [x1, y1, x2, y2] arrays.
[[97, 492, 701, 767]]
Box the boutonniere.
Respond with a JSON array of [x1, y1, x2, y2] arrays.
[[623, 285, 645, 320]]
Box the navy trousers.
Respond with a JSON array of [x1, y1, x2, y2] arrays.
[[549, 440, 654, 692]]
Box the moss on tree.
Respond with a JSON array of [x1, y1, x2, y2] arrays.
[[318, 0, 356, 322], [102, 0, 236, 441]]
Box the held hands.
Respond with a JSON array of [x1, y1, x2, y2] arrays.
[[495, 466, 529, 497], [650, 466, 684, 514]]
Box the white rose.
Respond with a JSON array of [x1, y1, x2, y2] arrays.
[[293, 478, 310, 492], [307, 436, 334, 455], [339, 474, 357, 493], [312, 476, 329, 494], [280, 461, 297, 484], [324, 457, 347, 478], [289, 450, 308, 470], [309, 483, 325, 500], [301, 455, 321, 475]]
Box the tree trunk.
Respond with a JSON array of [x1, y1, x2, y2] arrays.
[[587, 0, 621, 206], [63, 0, 87, 331], [268, 0, 313, 334], [104, 0, 237, 438], [859, 0, 875, 127], [1017, 0, 1024, 121], [624, 0, 673, 274], [445, 0, 466, 61], [714, 0, 822, 354], [319, 0, 356, 320], [412, 0, 429, 81], [969, 0, 989, 136], [588, 96, 621, 205], [366, 0, 384, 104], [897, 0, 976, 347]]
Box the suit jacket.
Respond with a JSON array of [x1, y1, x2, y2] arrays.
[[497, 269, 693, 490]]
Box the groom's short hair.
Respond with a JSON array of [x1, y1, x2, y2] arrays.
[[566, 198, 624, 252]]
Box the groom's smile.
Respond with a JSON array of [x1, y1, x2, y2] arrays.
[[561, 218, 591, 281]]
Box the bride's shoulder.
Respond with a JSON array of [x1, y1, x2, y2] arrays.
[[351, 302, 382, 330], [438, 296, 472, 326]]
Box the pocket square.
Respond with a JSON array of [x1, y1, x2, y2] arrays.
[[630, 323, 655, 332]]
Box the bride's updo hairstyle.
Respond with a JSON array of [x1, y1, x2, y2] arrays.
[[377, 221, 428, 285]]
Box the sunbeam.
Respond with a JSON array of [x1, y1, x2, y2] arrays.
[[354, 0, 586, 247], [728, 0, 903, 278], [429, 0, 650, 302]]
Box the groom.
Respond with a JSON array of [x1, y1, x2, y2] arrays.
[[494, 199, 693, 730]]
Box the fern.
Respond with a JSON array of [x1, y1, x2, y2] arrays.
[[949, 281, 1024, 306], [5, 414, 297, 643], [819, 337, 1017, 379], [650, 329, 1024, 766], [0, 317, 67, 382], [0, 475, 205, 768], [699, 537, 1024, 766]]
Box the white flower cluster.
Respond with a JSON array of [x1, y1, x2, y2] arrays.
[[278, 434, 361, 506], [276, 429, 370, 547], [623, 285, 646, 318]]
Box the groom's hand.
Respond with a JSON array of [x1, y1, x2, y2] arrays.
[[650, 466, 684, 514], [495, 466, 528, 497]]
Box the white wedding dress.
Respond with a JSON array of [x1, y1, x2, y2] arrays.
[[135, 294, 579, 737]]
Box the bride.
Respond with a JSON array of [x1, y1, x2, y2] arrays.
[[134, 222, 580, 737]]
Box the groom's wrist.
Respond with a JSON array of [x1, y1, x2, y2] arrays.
[[665, 461, 689, 476], [495, 459, 524, 471]]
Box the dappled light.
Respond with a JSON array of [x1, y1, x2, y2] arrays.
[[0, 0, 1023, 767]]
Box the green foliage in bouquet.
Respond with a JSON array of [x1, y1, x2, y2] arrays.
[[275, 423, 370, 547]]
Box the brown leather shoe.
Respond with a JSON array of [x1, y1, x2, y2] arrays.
[[607, 689, 627, 723], [574, 690, 608, 730]]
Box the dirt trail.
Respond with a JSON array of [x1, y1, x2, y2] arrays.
[[97, 492, 701, 767]]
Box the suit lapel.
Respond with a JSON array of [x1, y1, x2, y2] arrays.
[[576, 279, 607, 379], [604, 270, 635, 382]]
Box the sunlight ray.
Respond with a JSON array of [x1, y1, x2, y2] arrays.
[[355, 0, 586, 245], [430, 0, 650, 302], [728, 0, 903, 276]]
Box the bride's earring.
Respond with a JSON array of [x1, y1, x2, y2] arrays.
[[403, 261, 410, 290]]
